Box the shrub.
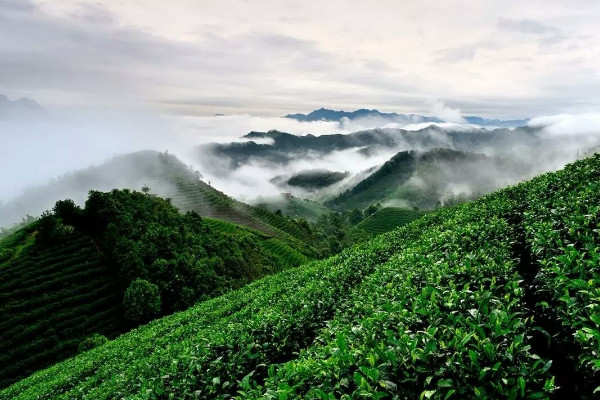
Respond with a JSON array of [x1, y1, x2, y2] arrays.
[[78, 334, 108, 353]]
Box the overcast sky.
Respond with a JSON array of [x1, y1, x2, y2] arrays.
[[1, 0, 600, 118]]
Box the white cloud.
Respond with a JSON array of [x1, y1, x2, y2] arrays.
[[0, 0, 599, 118], [529, 112, 600, 136], [430, 101, 465, 123]]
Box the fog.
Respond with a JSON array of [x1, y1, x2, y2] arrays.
[[0, 102, 496, 204], [2, 106, 600, 228], [194, 111, 600, 206], [0, 110, 342, 203]]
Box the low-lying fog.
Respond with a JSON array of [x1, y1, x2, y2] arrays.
[[2, 106, 600, 227]]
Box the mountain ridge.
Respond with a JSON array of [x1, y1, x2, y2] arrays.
[[284, 107, 529, 127]]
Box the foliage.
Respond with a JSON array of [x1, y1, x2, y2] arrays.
[[356, 207, 426, 234], [123, 279, 161, 324], [6, 154, 600, 399], [78, 334, 108, 353], [310, 210, 370, 257], [0, 188, 312, 389], [0, 215, 36, 240], [287, 170, 349, 189]]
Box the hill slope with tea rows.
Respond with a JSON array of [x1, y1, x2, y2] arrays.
[[0, 189, 309, 390], [4, 154, 600, 399]]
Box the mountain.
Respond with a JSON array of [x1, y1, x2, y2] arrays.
[[0, 94, 46, 119], [464, 115, 530, 127], [285, 107, 441, 124], [0, 188, 310, 389], [200, 125, 542, 171], [5, 153, 600, 399], [198, 124, 587, 212], [254, 195, 331, 222], [0, 150, 317, 256], [284, 107, 529, 127], [326, 148, 525, 211]]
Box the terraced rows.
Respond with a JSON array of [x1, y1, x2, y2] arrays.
[[5, 154, 600, 398], [202, 218, 308, 270], [0, 232, 122, 389], [356, 207, 426, 234], [145, 170, 316, 256]]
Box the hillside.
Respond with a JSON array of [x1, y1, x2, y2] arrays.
[[0, 189, 309, 389], [355, 207, 427, 234], [5, 153, 600, 399], [0, 94, 46, 120], [254, 196, 331, 222], [326, 148, 505, 211], [199, 125, 542, 172], [0, 150, 316, 256]]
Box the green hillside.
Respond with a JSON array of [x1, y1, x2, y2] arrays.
[[5, 154, 600, 398], [326, 148, 499, 212], [254, 196, 331, 222], [0, 151, 317, 257], [356, 207, 427, 234], [0, 189, 310, 389]]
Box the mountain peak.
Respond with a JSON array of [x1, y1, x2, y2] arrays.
[[0, 94, 46, 119]]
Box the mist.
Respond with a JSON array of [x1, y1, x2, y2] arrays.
[[195, 111, 600, 207], [2, 104, 600, 228]]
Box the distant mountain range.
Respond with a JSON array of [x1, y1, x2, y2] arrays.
[[0, 94, 45, 119], [200, 125, 543, 170], [284, 107, 529, 128]]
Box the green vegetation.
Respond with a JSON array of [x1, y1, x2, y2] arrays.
[[0, 151, 320, 258], [0, 226, 122, 390], [356, 207, 427, 234], [0, 188, 312, 389], [0, 215, 36, 241], [326, 148, 491, 212], [6, 152, 600, 398], [77, 334, 108, 353], [287, 170, 349, 189], [123, 279, 161, 324], [255, 196, 330, 222]]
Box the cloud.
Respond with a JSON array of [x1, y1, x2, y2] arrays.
[[0, 0, 598, 118], [430, 101, 465, 123], [529, 112, 600, 136], [498, 18, 559, 36]]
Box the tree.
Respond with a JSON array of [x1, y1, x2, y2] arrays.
[[53, 199, 81, 226], [37, 211, 59, 242], [123, 278, 161, 324]]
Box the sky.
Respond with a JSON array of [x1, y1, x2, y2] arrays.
[[1, 0, 600, 118]]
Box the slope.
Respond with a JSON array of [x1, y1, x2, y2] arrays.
[[5, 153, 600, 399], [0, 189, 309, 390], [198, 125, 543, 172], [0, 150, 316, 256], [327, 148, 497, 211], [254, 196, 331, 222], [355, 207, 427, 234]]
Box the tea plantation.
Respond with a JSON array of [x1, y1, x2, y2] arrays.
[[0, 190, 312, 390], [356, 207, 426, 234], [3, 154, 600, 399]]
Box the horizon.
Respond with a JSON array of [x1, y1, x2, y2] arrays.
[[1, 0, 599, 118]]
